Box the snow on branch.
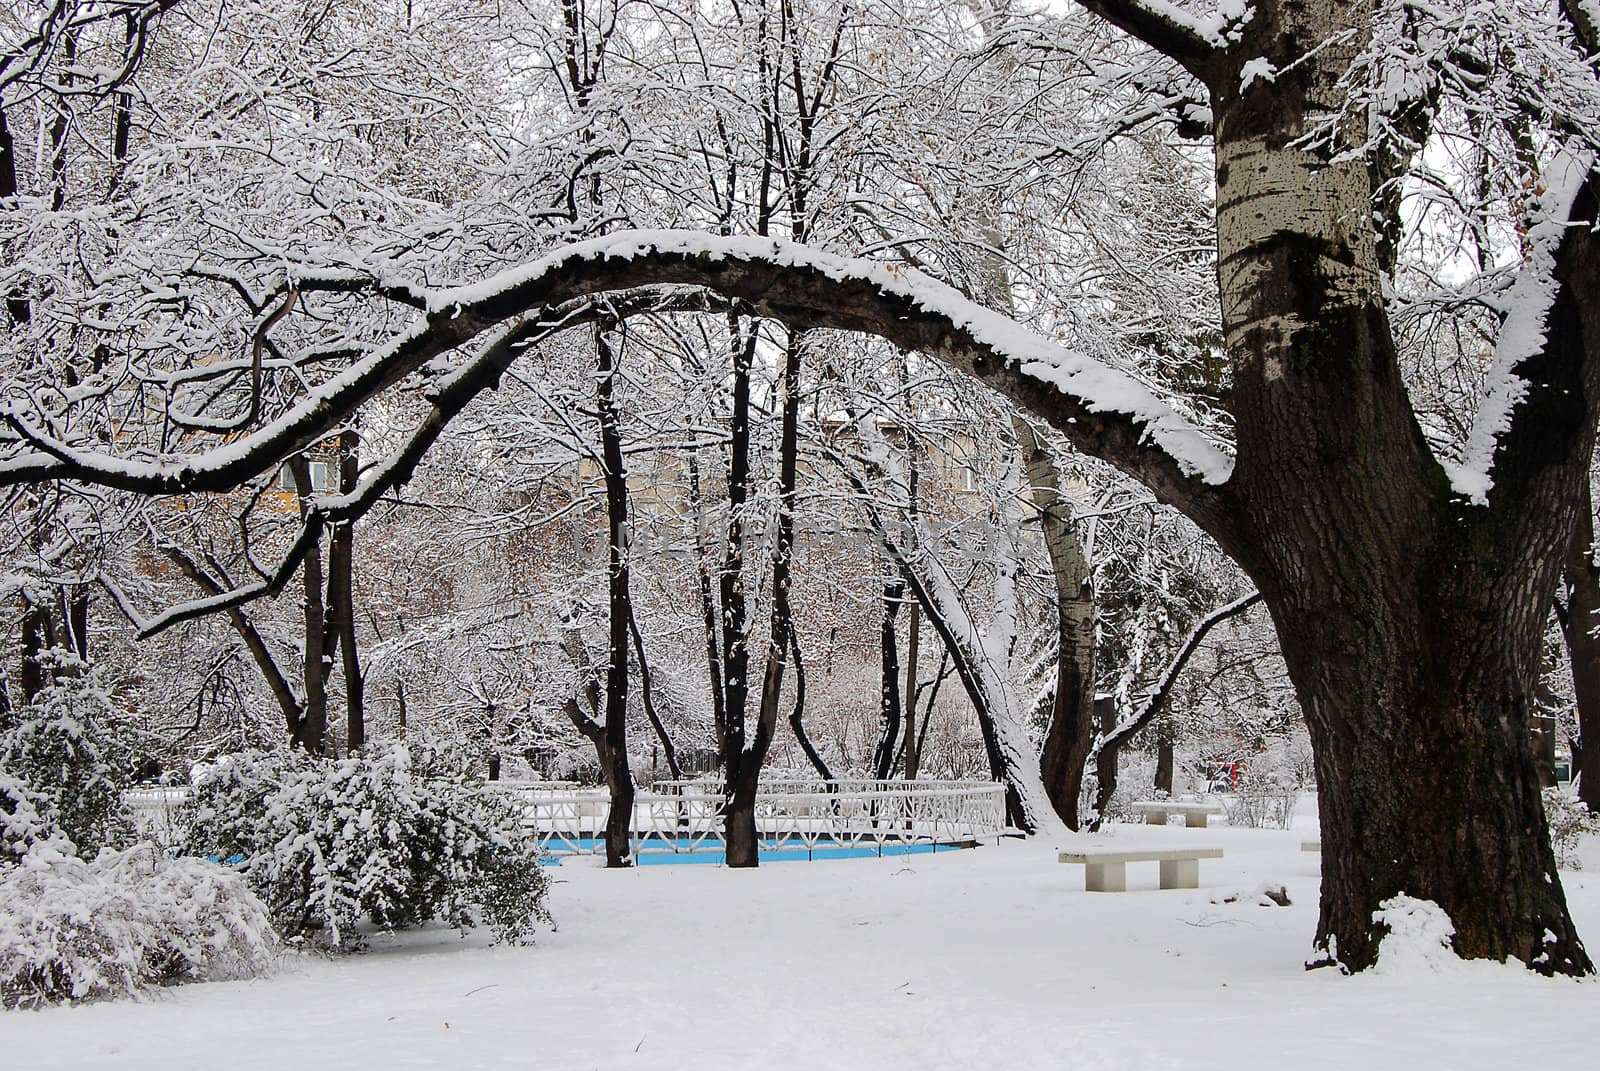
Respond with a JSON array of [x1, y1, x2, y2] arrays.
[[1445, 153, 1593, 506], [0, 231, 1233, 525], [1098, 589, 1263, 755], [1073, 1, 1253, 75]]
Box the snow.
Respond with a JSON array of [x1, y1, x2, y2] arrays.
[[1239, 57, 1277, 90], [1369, 895, 1468, 978], [1446, 152, 1594, 505], [437, 230, 1235, 486], [2, 229, 1233, 493], [1133, 1, 1255, 48], [6, 806, 1596, 1069]]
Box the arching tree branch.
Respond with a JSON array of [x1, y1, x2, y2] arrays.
[[0, 233, 1238, 546]]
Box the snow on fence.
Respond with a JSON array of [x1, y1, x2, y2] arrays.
[[120, 779, 1008, 860], [123, 786, 192, 846], [495, 779, 1008, 858]]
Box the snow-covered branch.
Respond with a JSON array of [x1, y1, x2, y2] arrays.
[[0, 231, 1236, 537]]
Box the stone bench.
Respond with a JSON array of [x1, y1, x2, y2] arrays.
[[1058, 846, 1224, 891], [1130, 800, 1225, 828]]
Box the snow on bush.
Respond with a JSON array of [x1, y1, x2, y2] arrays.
[[1542, 788, 1599, 870], [0, 771, 72, 866], [0, 659, 135, 863], [0, 843, 277, 1009], [1371, 895, 1460, 976], [178, 741, 552, 948]]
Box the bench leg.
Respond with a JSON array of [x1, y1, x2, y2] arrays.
[[1188, 813, 1208, 828], [1085, 861, 1126, 892], [1145, 812, 1168, 825], [1159, 858, 1200, 890]]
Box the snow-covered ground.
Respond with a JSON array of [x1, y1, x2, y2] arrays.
[[5, 809, 1597, 1070]]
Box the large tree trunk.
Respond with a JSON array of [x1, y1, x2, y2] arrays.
[[1563, 481, 1600, 811], [1202, 1, 1596, 974], [718, 317, 759, 866]]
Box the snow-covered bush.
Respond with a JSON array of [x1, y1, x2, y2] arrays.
[[178, 742, 551, 948], [1543, 788, 1600, 870], [0, 843, 277, 1008], [0, 771, 73, 866], [0, 660, 135, 864]]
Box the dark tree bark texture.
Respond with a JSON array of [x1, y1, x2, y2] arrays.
[[1562, 482, 1600, 811]]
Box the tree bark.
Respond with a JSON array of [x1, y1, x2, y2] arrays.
[[594, 325, 637, 867], [786, 627, 834, 781], [1198, 2, 1596, 974], [19, 596, 54, 703], [1154, 728, 1175, 795], [685, 450, 727, 744], [289, 457, 328, 755], [719, 317, 759, 866], [1562, 480, 1600, 811], [1090, 696, 1118, 830], [1017, 417, 1096, 830], [873, 575, 904, 780], [327, 430, 363, 753], [628, 605, 681, 782], [902, 576, 921, 780], [739, 330, 808, 864]]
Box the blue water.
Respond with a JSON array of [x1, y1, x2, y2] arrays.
[[536, 836, 964, 866]]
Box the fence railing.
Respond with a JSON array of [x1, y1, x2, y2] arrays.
[[121, 779, 1008, 859], [493, 780, 1008, 858]]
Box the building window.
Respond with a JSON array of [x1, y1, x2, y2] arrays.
[[276, 460, 335, 493]]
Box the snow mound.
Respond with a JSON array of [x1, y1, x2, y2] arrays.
[[1371, 895, 1460, 976], [1210, 880, 1291, 907]]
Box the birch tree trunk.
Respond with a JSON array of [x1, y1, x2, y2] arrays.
[[1016, 417, 1096, 830]]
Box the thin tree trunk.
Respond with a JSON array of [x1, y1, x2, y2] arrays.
[[873, 575, 904, 780], [1090, 696, 1118, 830], [1092, 592, 1264, 826], [594, 325, 636, 867], [719, 316, 759, 866], [1016, 417, 1096, 830], [19, 596, 53, 703], [903, 582, 921, 780], [686, 450, 727, 743], [328, 430, 363, 752], [628, 605, 681, 782], [1154, 728, 1175, 795], [786, 626, 834, 781], [161, 545, 303, 737], [740, 330, 807, 864], [289, 457, 328, 755]]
